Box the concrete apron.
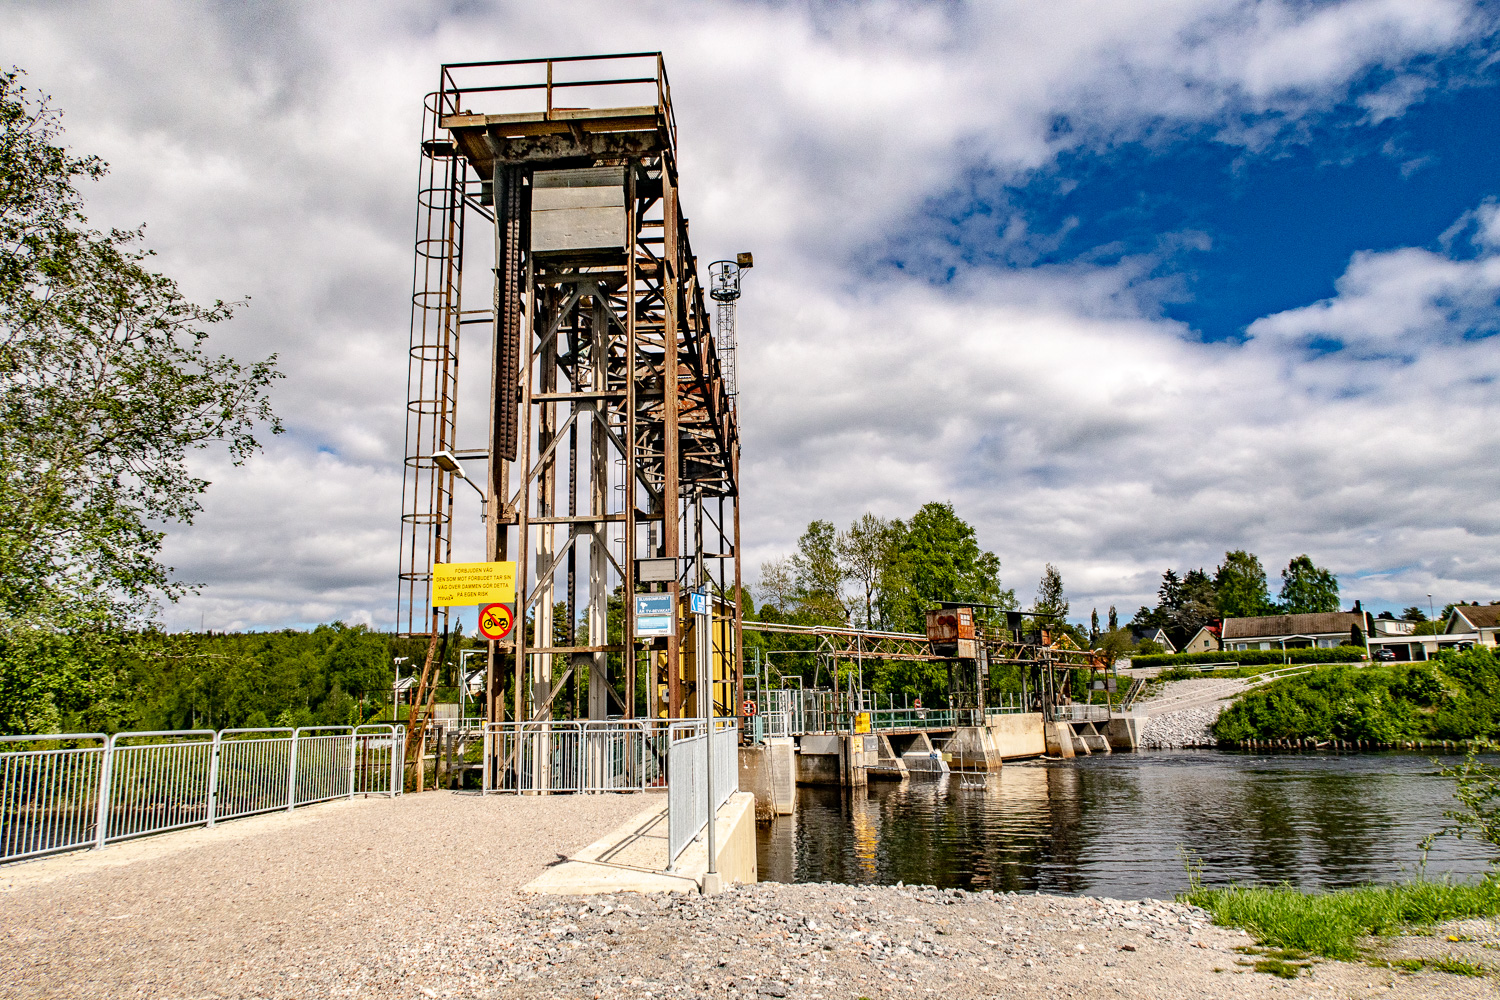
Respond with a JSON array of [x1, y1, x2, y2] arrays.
[[522, 791, 757, 896]]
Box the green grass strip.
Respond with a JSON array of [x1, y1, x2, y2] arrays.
[[1179, 878, 1500, 962]]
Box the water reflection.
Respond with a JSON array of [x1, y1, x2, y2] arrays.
[[756, 751, 1495, 898]]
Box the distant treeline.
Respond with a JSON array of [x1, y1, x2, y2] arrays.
[[0, 624, 440, 736]]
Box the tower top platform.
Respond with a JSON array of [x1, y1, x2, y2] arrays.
[[435, 53, 677, 173]]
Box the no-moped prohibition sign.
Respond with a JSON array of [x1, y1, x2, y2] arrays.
[[478, 602, 515, 642]]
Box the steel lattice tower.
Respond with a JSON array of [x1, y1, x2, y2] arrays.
[[397, 54, 744, 736]]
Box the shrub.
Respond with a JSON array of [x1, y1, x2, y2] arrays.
[[1210, 647, 1500, 743], [1131, 646, 1365, 670]]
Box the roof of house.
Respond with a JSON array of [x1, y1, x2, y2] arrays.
[[1452, 605, 1500, 630], [1220, 612, 1365, 641]]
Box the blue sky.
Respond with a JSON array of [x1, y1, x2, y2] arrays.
[[897, 65, 1500, 346], [8, 0, 1500, 630]]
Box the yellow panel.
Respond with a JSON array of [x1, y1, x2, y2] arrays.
[[430, 561, 516, 606]]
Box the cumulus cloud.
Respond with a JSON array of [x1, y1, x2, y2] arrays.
[[4, 0, 1498, 630]]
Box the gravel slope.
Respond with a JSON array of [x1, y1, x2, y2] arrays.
[[3, 791, 1490, 999]]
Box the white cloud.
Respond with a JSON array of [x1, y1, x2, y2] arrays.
[[4, 0, 1497, 631]]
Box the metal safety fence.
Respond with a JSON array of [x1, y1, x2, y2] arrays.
[[1, 725, 404, 865], [666, 719, 739, 865], [481, 720, 672, 794]]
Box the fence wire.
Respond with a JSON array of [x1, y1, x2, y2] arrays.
[[0, 725, 404, 865]]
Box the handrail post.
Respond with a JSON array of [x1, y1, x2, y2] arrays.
[[286, 728, 299, 811], [347, 728, 358, 799], [93, 733, 116, 850], [481, 723, 491, 795], [395, 726, 405, 796], [546, 59, 553, 118], [206, 730, 221, 827]]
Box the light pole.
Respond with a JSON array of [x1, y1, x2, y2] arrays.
[[1428, 594, 1435, 623]]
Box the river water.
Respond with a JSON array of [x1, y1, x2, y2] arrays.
[[756, 750, 1496, 899]]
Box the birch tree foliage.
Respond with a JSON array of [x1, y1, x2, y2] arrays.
[[0, 69, 281, 620]]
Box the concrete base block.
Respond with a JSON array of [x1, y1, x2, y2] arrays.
[[1105, 715, 1142, 751], [1076, 722, 1110, 754], [1044, 721, 1076, 759], [940, 727, 1002, 771], [867, 733, 909, 781], [987, 712, 1047, 759], [902, 749, 950, 775], [767, 737, 796, 813]]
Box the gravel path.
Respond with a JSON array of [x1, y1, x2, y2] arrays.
[[2, 790, 645, 999], [3, 792, 1490, 998]]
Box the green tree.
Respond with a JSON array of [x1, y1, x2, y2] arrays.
[[1279, 555, 1340, 614], [1400, 606, 1428, 623], [880, 502, 1014, 632], [1214, 550, 1271, 618], [1099, 627, 1134, 666], [755, 557, 796, 614], [1107, 605, 1118, 631], [790, 519, 847, 622], [0, 70, 280, 623], [1033, 563, 1068, 620], [837, 513, 896, 628], [1089, 607, 1100, 643], [1167, 568, 1218, 645], [0, 71, 280, 734]]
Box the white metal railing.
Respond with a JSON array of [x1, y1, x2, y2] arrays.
[[666, 718, 738, 866], [0, 724, 404, 865], [481, 720, 672, 794], [764, 710, 790, 738], [1051, 704, 1112, 723]]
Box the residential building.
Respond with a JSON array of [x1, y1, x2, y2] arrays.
[[1181, 624, 1221, 654], [1448, 604, 1500, 647], [1220, 611, 1367, 652], [1370, 617, 1416, 637], [1130, 626, 1175, 654]]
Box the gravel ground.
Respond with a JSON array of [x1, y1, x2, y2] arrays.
[[3, 792, 1493, 999], [1140, 705, 1224, 748]]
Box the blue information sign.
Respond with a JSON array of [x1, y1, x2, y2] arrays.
[[634, 593, 675, 638], [689, 590, 709, 616]]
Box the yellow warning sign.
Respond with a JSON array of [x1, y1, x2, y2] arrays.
[[431, 561, 516, 606]]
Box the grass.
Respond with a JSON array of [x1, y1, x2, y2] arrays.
[[1385, 957, 1489, 976], [1179, 877, 1500, 963]]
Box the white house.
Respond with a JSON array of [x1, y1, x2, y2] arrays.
[[1181, 624, 1221, 654], [1220, 611, 1367, 652], [1131, 626, 1175, 653], [1449, 604, 1500, 647]]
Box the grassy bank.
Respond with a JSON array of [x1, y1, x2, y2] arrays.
[[1211, 646, 1500, 743], [1180, 878, 1500, 963]]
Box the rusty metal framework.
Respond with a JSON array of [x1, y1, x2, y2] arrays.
[[742, 620, 1105, 721], [397, 54, 742, 737]]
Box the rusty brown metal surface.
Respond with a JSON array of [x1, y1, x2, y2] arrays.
[[397, 54, 742, 730]]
